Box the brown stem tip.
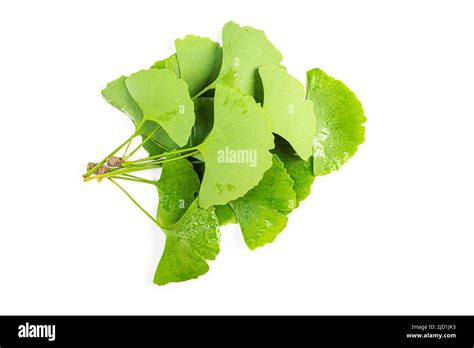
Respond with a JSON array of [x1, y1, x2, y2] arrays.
[[96, 166, 110, 175], [87, 162, 98, 171], [106, 156, 124, 168]]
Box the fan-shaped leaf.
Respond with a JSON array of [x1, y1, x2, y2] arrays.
[[260, 65, 315, 160], [101, 76, 143, 126], [218, 21, 283, 98], [175, 35, 222, 97], [215, 204, 237, 226], [273, 136, 314, 206], [154, 200, 220, 285], [197, 84, 274, 208], [156, 159, 200, 227], [189, 97, 214, 147], [229, 155, 296, 249], [306, 68, 366, 176], [125, 69, 195, 147], [150, 54, 180, 77]]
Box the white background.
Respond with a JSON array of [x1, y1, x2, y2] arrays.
[[0, 0, 473, 315]]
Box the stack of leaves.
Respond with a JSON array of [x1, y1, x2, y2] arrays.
[[83, 21, 366, 285]]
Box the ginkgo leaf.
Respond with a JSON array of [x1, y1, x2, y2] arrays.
[[92, 23, 368, 287], [150, 54, 180, 77], [125, 69, 195, 147], [142, 128, 179, 156], [143, 97, 213, 156], [175, 35, 222, 97], [229, 155, 296, 250], [102, 74, 182, 155], [306, 68, 366, 176], [215, 204, 237, 226], [154, 199, 220, 285], [101, 76, 143, 126], [260, 65, 316, 160], [273, 136, 314, 205], [218, 21, 283, 98], [102, 76, 177, 154], [197, 83, 274, 208], [188, 97, 214, 147], [156, 159, 200, 227]]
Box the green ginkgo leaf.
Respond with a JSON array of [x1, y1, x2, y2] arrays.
[[141, 128, 178, 156], [101, 72, 186, 154], [92, 23, 368, 287], [306, 68, 366, 176], [260, 65, 316, 160], [143, 97, 213, 157], [175, 35, 222, 97], [156, 159, 200, 227], [197, 83, 274, 208], [150, 54, 180, 77], [101, 76, 143, 126], [229, 155, 296, 250], [154, 199, 220, 285], [188, 97, 214, 148], [273, 136, 314, 205], [218, 21, 283, 98], [101, 76, 175, 154], [215, 204, 237, 226], [125, 69, 195, 147]]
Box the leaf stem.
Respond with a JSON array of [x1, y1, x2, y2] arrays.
[[150, 139, 170, 152], [84, 142, 199, 182], [108, 178, 158, 225], [83, 120, 145, 178], [121, 173, 157, 183], [114, 175, 156, 185], [127, 125, 162, 159], [122, 136, 134, 159], [124, 147, 199, 165], [83, 163, 161, 182], [123, 152, 199, 168]]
